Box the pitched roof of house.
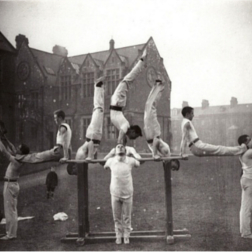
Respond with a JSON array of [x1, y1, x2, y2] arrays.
[[0, 32, 16, 53], [30, 48, 65, 83], [68, 43, 145, 68]]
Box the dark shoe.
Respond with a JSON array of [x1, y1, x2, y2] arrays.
[[67, 163, 77, 175], [171, 159, 180, 171]]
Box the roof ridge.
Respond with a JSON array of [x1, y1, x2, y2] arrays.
[[68, 42, 145, 58], [30, 47, 64, 58]]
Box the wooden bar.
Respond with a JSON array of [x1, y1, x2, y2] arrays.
[[65, 155, 188, 164]]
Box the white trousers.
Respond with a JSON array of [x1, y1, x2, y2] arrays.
[[110, 59, 145, 132], [86, 84, 104, 140], [111, 195, 133, 238], [3, 181, 19, 238], [144, 83, 163, 140], [240, 177, 252, 236], [190, 140, 247, 156]]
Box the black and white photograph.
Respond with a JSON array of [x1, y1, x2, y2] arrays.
[[0, 0, 252, 250]]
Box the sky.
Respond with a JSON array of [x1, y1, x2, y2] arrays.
[[0, 0, 252, 109]]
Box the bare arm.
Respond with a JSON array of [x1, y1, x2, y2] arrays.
[[180, 122, 190, 156], [117, 130, 126, 145], [0, 140, 15, 162], [152, 137, 161, 159], [104, 148, 116, 160], [59, 126, 69, 160]]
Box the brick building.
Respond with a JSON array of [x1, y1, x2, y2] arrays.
[[170, 98, 252, 153], [0, 32, 172, 154]]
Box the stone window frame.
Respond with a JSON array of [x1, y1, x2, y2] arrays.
[[82, 72, 94, 97], [106, 68, 120, 96]]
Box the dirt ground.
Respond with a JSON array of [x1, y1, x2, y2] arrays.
[[0, 156, 252, 251]]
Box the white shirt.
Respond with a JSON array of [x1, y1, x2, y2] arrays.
[[56, 123, 72, 149], [239, 156, 252, 180], [104, 155, 140, 198], [181, 118, 199, 144], [111, 81, 128, 108]]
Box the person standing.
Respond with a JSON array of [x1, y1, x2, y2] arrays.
[[180, 106, 248, 157], [0, 140, 30, 240], [54, 109, 72, 162], [237, 134, 252, 239], [104, 144, 140, 244]]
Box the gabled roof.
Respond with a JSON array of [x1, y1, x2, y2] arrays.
[[0, 32, 16, 53], [68, 42, 145, 69], [30, 48, 65, 84]]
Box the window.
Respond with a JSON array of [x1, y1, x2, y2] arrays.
[[81, 117, 91, 139], [17, 94, 25, 109], [83, 72, 94, 97], [106, 117, 118, 140], [106, 69, 120, 95], [61, 75, 71, 100]]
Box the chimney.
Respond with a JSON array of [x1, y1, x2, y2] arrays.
[[182, 101, 189, 108], [52, 45, 68, 57], [15, 34, 29, 50], [230, 97, 238, 108], [109, 39, 115, 51], [202, 99, 209, 109]]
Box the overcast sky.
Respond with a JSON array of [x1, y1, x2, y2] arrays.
[[0, 0, 252, 109]]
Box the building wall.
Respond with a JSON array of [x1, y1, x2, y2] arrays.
[[0, 50, 16, 142], [170, 107, 252, 153]]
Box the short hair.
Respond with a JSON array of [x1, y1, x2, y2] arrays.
[[54, 109, 65, 120], [238, 135, 249, 145], [130, 125, 142, 137], [181, 106, 194, 117], [20, 144, 30, 154]]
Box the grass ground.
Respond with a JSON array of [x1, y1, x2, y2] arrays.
[[0, 156, 252, 251]]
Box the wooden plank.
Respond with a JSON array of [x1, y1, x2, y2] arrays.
[[163, 161, 173, 236]]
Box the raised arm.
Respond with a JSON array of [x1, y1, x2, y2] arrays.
[[0, 139, 15, 162], [117, 130, 126, 145], [103, 148, 116, 160]]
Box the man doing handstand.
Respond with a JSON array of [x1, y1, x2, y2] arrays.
[[110, 49, 148, 144]]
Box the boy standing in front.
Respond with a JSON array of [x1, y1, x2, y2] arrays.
[[104, 144, 140, 244]]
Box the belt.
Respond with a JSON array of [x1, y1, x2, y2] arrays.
[[4, 178, 18, 182], [109, 105, 123, 111], [147, 136, 160, 144], [86, 138, 101, 144], [189, 138, 200, 147]]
